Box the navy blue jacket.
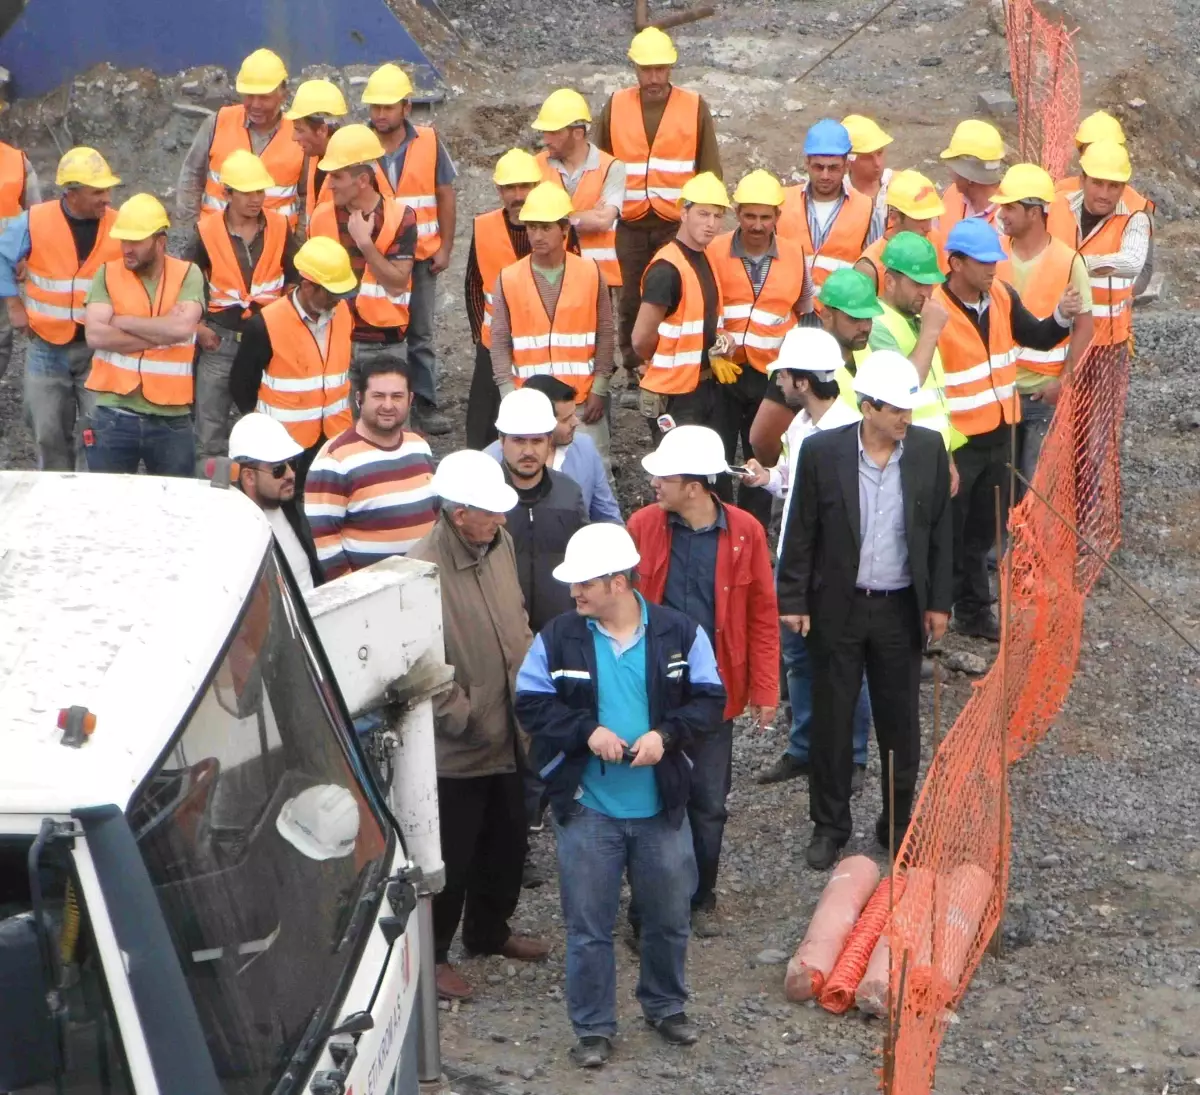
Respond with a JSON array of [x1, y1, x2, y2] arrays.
[[514, 599, 726, 828]]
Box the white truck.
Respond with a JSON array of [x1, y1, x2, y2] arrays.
[[0, 471, 450, 1095]]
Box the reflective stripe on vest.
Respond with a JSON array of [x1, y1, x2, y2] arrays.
[[199, 209, 288, 316], [256, 293, 353, 447], [1003, 236, 1075, 376], [389, 126, 441, 260], [310, 199, 411, 329], [537, 149, 622, 287], [202, 106, 304, 222], [85, 257, 196, 405], [25, 202, 122, 345], [474, 208, 521, 350], [610, 86, 699, 223], [500, 253, 599, 401], [777, 186, 874, 295], [639, 241, 721, 394]]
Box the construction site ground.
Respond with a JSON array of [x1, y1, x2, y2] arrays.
[[1, 0, 1198, 1088]]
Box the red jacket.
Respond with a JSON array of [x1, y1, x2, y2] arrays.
[[627, 500, 780, 721]]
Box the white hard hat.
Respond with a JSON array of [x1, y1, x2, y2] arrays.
[[553, 523, 641, 584], [228, 412, 304, 463], [767, 327, 844, 381], [640, 424, 729, 478], [431, 450, 519, 513], [276, 784, 360, 860], [495, 387, 557, 436], [853, 350, 923, 410]]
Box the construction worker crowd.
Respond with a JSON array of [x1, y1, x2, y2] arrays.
[[0, 25, 1151, 1069]]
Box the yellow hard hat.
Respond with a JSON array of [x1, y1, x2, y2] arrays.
[[992, 163, 1057, 205], [294, 236, 358, 294], [1079, 139, 1132, 183], [940, 119, 1005, 162], [219, 150, 277, 193], [731, 169, 785, 207], [842, 114, 893, 154], [1075, 109, 1125, 148], [56, 147, 121, 189], [679, 171, 730, 209], [361, 63, 413, 105], [532, 88, 592, 132], [109, 193, 170, 241], [885, 169, 944, 219], [236, 49, 288, 95], [284, 79, 349, 120], [628, 26, 678, 66], [317, 124, 386, 172], [493, 148, 544, 187], [518, 182, 575, 223]]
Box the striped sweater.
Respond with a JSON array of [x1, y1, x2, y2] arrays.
[[304, 427, 438, 579]]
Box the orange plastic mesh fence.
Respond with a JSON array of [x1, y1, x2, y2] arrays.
[[1005, 0, 1081, 178], [886, 341, 1131, 1094]]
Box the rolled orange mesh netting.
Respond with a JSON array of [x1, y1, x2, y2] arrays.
[[785, 855, 879, 1002], [818, 875, 907, 1015]]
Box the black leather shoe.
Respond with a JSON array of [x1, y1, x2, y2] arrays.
[[756, 752, 810, 785], [952, 608, 1001, 642], [805, 833, 846, 870], [875, 813, 911, 851], [648, 1012, 700, 1046], [570, 1036, 612, 1068]]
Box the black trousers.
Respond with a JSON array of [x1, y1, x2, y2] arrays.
[[466, 341, 501, 451], [951, 426, 1010, 616], [432, 770, 526, 961], [809, 589, 923, 843], [713, 366, 774, 531]]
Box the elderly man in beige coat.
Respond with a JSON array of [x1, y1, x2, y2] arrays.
[[409, 449, 550, 1001]]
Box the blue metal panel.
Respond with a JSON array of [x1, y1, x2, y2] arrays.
[[0, 0, 441, 99]]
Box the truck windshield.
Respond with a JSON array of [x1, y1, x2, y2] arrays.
[[126, 554, 391, 1095]]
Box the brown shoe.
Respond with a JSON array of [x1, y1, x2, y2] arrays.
[[436, 962, 474, 1000], [499, 934, 551, 962]]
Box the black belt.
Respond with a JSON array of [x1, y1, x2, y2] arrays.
[[855, 585, 912, 598]]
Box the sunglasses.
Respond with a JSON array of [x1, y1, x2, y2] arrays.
[[256, 461, 292, 479]]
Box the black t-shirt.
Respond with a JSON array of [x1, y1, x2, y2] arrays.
[[642, 242, 719, 365]]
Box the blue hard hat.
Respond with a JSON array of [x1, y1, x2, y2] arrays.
[[803, 118, 852, 157], [944, 217, 1008, 263]]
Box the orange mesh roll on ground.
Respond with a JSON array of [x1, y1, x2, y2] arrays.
[[818, 875, 906, 1014]]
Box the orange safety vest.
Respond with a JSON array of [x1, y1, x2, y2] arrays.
[[379, 126, 442, 261], [609, 86, 700, 223], [473, 208, 520, 350], [86, 257, 197, 406], [499, 253, 600, 402], [0, 142, 26, 231], [300, 154, 334, 236], [24, 201, 122, 345], [1054, 175, 1154, 216], [256, 293, 353, 448], [310, 199, 410, 330], [933, 282, 1021, 435], [708, 229, 806, 373], [537, 149, 622, 287], [1004, 236, 1076, 377], [202, 105, 304, 221], [639, 240, 721, 395], [198, 210, 288, 317], [778, 187, 874, 291]]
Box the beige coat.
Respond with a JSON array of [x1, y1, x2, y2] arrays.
[[408, 513, 533, 778]]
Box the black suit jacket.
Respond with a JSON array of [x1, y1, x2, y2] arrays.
[[776, 422, 953, 649]]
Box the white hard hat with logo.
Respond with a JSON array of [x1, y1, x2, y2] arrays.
[[229, 412, 304, 463], [495, 387, 557, 435], [276, 784, 360, 860], [852, 350, 923, 410], [553, 523, 641, 584], [640, 424, 730, 478], [431, 450, 519, 513], [766, 327, 843, 381]]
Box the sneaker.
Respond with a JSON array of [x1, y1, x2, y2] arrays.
[[648, 1012, 700, 1046], [756, 752, 809, 785], [691, 904, 722, 938], [805, 833, 846, 871], [952, 607, 1001, 642], [851, 764, 866, 795], [570, 1035, 612, 1068]]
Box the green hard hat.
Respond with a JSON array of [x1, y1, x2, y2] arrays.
[[881, 231, 946, 285], [818, 267, 884, 319]]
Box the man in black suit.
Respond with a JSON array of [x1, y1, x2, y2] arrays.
[[777, 349, 953, 870]]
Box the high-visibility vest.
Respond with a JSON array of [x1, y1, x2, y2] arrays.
[[198, 210, 288, 318], [499, 253, 599, 402], [24, 201, 121, 345], [473, 208, 520, 350], [256, 293, 353, 448], [707, 229, 806, 373], [202, 106, 304, 221], [609, 86, 700, 223], [933, 282, 1021, 435], [1046, 197, 1138, 346], [0, 142, 26, 233], [300, 154, 333, 237], [86, 257, 197, 406], [1054, 175, 1154, 216], [777, 187, 874, 292], [536, 149, 622, 287], [930, 183, 999, 270], [380, 126, 442, 261], [310, 199, 410, 330], [639, 240, 721, 395], [1004, 236, 1076, 376]]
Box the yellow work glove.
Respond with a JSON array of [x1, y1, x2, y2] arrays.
[[710, 356, 742, 385]]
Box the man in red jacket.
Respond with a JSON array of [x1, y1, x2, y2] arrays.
[[628, 424, 779, 936]]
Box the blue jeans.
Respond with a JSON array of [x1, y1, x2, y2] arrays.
[[554, 804, 696, 1038], [23, 335, 96, 471], [85, 404, 196, 476], [1016, 390, 1057, 503], [782, 623, 870, 765], [405, 258, 438, 406]]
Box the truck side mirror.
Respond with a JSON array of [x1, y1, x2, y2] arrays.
[[0, 913, 58, 1090]]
